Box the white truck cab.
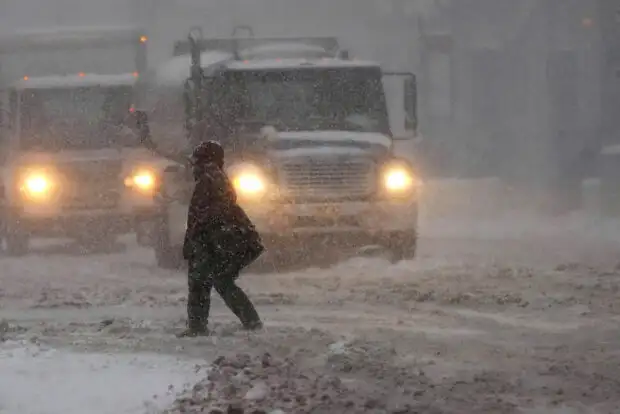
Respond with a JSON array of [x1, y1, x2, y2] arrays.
[[141, 27, 421, 268]]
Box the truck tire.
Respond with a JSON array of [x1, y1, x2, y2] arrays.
[[154, 211, 183, 270], [5, 220, 29, 256], [382, 230, 417, 263]]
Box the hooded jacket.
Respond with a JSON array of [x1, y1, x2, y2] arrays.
[[182, 161, 264, 270]]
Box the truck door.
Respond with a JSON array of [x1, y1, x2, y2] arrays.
[[382, 72, 418, 166]]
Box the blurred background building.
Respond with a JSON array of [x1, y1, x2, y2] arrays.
[[599, 0, 620, 150]]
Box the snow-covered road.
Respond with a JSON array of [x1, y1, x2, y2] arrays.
[[0, 342, 203, 414], [1, 194, 619, 413]]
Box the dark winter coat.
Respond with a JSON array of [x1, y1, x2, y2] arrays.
[[182, 161, 264, 274]]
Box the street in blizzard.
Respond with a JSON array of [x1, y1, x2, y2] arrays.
[[0, 10, 620, 414]]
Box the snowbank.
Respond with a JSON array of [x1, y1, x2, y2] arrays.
[[165, 352, 415, 413]]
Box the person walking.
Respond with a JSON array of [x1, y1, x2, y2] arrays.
[[178, 140, 264, 337]]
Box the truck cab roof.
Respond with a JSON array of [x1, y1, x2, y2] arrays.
[[152, 50, 380, 88], [11, 73, 138, 90]]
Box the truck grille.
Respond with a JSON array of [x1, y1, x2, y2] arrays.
[[279, 157, 375, 200], [57, 160, 122, 209], [63, 185, 120, 210]]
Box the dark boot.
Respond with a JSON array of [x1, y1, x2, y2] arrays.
[[176, 304, 209, 338], [177, 301, 209, 338], [243, 320, 263, 331], [176, 327, 209, 338], [176, 323, 209, 338]]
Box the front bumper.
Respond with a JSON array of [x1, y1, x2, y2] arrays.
[[8, 205, 160, 238], [245, 199, 418, 236], [11, 211, 133, 237]]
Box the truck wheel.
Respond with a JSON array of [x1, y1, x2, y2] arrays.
[[382, 231, 417, 263], [5, 221, 29, 257], [154, 213, 183, 270]]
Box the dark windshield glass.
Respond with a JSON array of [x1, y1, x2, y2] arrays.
[[20, 85, 134, 150], [224, 67, 390, 134]]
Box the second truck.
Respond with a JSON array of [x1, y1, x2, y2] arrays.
[[0, 26, 164, 254]]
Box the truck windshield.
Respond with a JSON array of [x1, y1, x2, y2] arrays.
[[225, 67, 390, 134], [19, 85, 135, 150]]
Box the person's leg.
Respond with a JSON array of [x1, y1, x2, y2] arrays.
[[178, 259, 212, 337], [212, 272, 262, 330]]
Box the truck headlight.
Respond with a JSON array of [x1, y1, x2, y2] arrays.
[[381, 160, 419, 195], [20, 170, 56, 201], [125, 169, 157, 193], [227, 163, 268, 198]]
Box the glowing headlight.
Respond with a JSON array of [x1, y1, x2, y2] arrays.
[[382, 161, 418, 194], [384, 169, 413, 191], [20, 172, 54, 200], [125, 170, 157, 192], [228, 163, 268, 198], [25, 175, 49, 193], [234, 174, 265, 194]]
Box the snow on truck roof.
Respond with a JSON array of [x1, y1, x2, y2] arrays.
[[12, 73, 138, 90], [0, 26, 146, 52], [240, 43, 332, 59], [153, 50, 379, 87], [230, 42, 378, 69], [2, 25, 144, 37]]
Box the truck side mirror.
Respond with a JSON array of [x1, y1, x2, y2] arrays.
[[383, 71, 418, 140], [404, 76, 417, 132]]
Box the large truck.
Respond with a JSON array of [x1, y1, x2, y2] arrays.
[[0, 26, 165, 255], [139, 26, 420, 269]]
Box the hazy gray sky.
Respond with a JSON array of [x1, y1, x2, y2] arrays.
[[1, 0, 134, 29], [0, 0, 429, 67]]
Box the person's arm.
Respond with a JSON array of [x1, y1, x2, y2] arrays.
[[186, 177, 214, 233], [134, 111, 191, 166], [144, 139, 191, 167]]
